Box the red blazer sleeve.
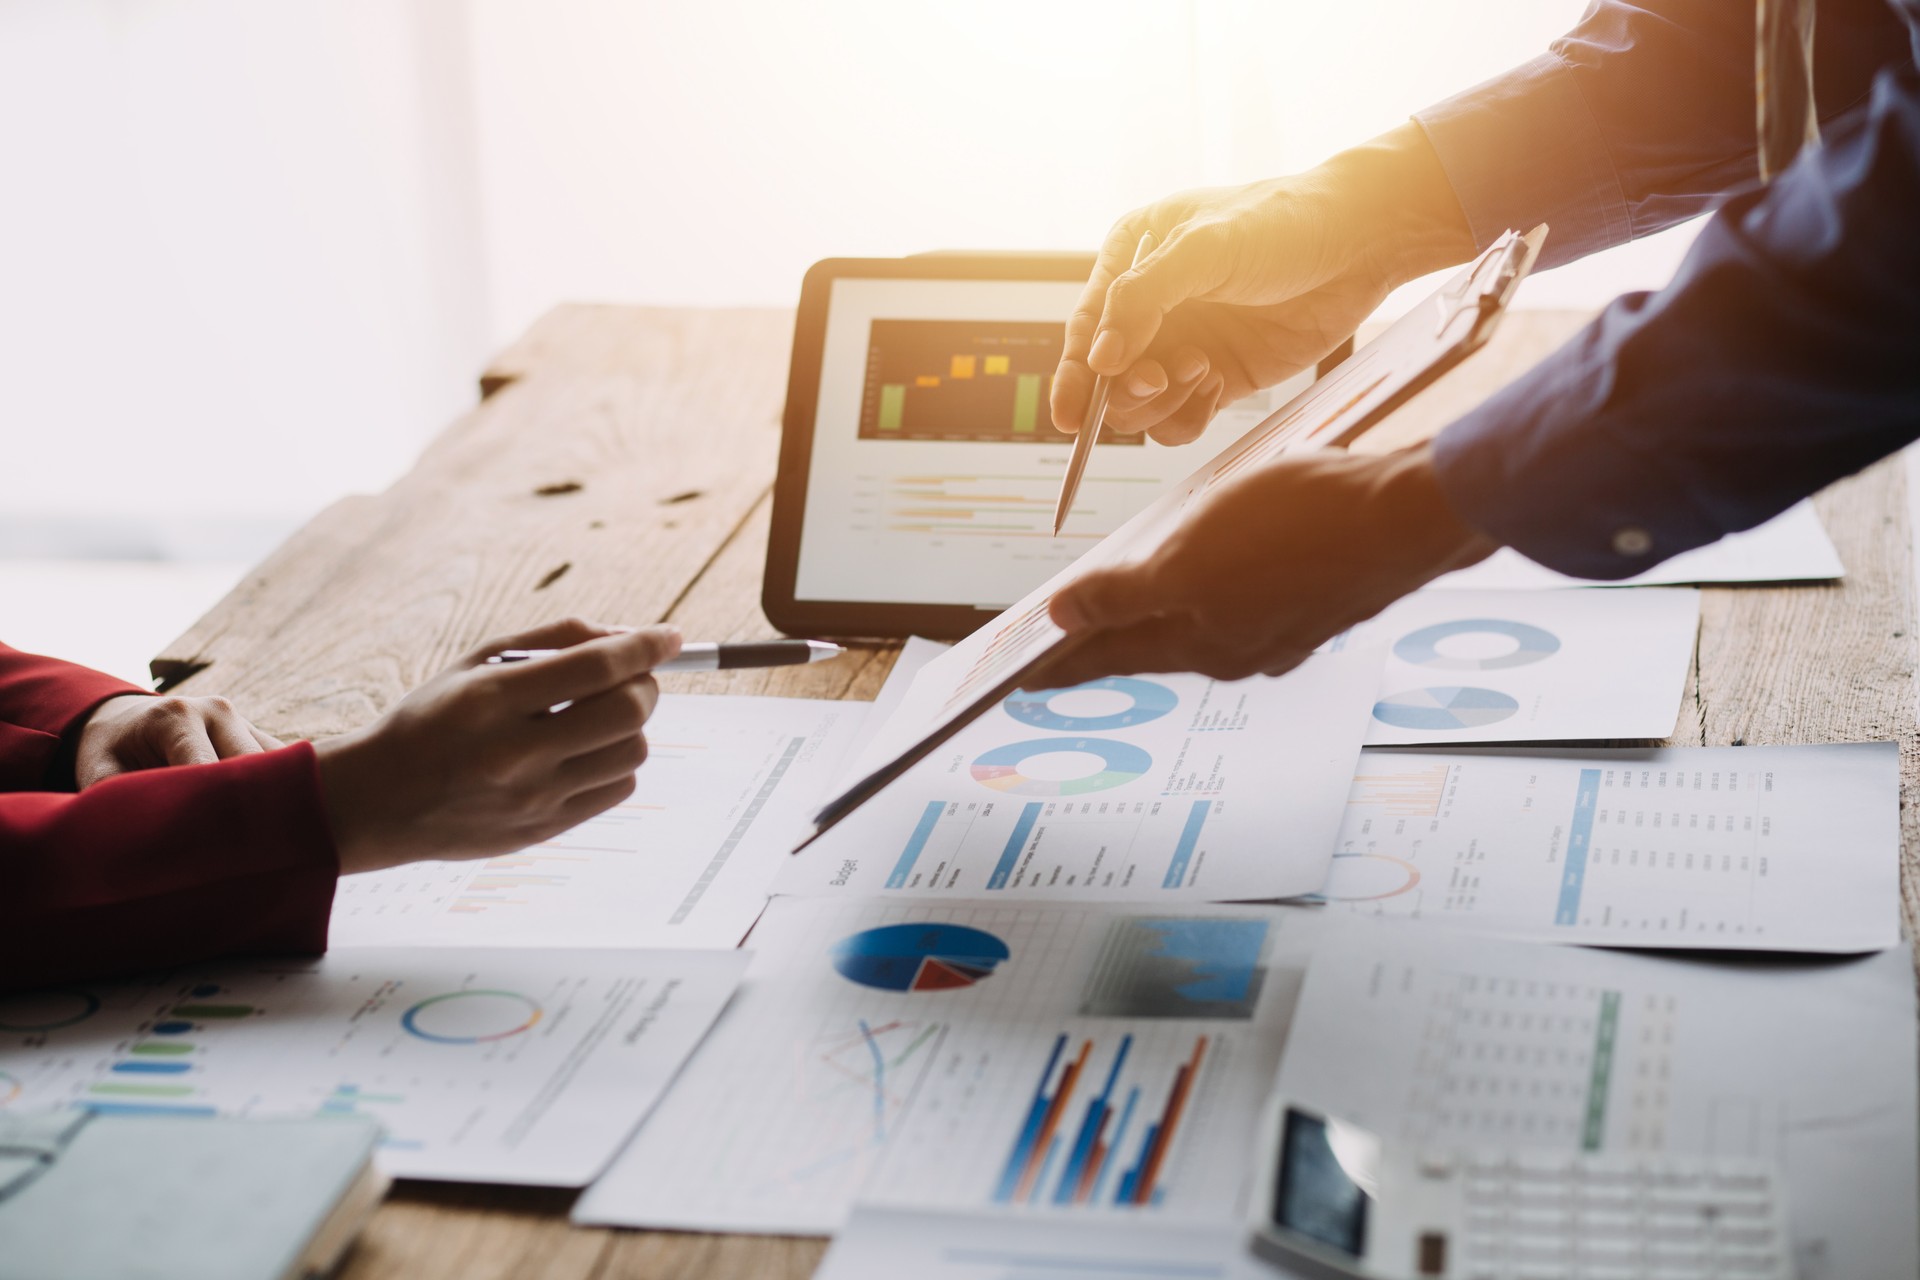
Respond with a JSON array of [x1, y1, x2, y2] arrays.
[[0, 644, 340, 993], [0, 642, 149, 791]]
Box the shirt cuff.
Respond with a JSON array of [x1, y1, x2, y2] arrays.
[[1428, 303, 1728, 580], [1414, 52, 1633, 270]]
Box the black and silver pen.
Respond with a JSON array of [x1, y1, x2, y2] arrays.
[[485, 639, 845, 673]]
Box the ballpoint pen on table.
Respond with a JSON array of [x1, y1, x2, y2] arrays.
[[484, 640, 844, 673], [1052, 230, 1156, 537]]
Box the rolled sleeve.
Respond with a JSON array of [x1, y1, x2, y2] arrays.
[[1417, 53, 1632, 269], [1433, 62, 1920, 579]]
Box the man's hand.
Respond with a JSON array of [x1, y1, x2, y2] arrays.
[[314, 619, 680, 875], [1034, 445, 1495, 688], [75, 693, 283, 790], [1051, 122, 1477, 446]]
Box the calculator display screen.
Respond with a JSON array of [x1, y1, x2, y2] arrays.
[[1272, 1107, 1373, 1257]]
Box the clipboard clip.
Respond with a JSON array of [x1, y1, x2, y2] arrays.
[[1433, 227, 1541, 340]]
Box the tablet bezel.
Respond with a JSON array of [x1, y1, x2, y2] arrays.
[[763, 252, 1097, 641]]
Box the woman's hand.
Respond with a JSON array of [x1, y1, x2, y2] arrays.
[[314, 619, 682, 874], [1051, 122, 1477, 445], [74, 693, 283, 790]]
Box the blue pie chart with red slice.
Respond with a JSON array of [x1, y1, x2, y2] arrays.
[[970, 737, 1152, 796], [830, 923, 1011, 992]]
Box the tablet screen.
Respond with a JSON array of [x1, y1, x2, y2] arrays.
[[793, 275, 1303, 611]]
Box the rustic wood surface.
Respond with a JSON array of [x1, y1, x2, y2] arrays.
[[152, 306, 1919, 1280]]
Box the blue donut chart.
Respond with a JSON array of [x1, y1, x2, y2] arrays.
[[1372, 686, 1520, 732], [1003, 678, 1178, 732], [971, 737, 1153, 796], [1393, 618, 1561, 671]]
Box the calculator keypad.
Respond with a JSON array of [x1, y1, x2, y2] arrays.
[[1429, 1153, 1791, 1280]]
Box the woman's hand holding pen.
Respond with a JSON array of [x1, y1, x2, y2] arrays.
[[314, 619, 681, 874], [1049, 122, 1478, 445]]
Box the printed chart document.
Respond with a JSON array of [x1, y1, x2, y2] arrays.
[[780, 646, 1380, 902], [816, 1207, 1261, 1280], [1274, 924, 1920, 1277], [0, 947, 747, 1186], [329, 695, 865, 949], [575, 898, 1328, 1235], [1324, 743, 1900, 951], [1430, 502, 1842, 590], [1353, 588, 1699, 745]]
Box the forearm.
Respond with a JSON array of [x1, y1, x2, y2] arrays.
[[1314, 121, 1479, 286], [0, 744, 340, 992]]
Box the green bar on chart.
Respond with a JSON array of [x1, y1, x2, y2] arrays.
[[169, 1004, 253, 1019], [1012, 374, 1041, 434], [878, 384, 906, 431], [88, 1082, 198, 1098], [129, 1042, 194, 1056]]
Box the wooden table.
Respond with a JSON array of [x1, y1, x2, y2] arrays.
[[153, 308, 1920, 1280]]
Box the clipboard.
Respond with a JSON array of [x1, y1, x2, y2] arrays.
[[795, 225, 1548, 851]]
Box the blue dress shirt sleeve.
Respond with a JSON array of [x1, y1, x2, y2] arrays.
[[1430, 60, 1920, 578], [1414, 0, 1908, 268]]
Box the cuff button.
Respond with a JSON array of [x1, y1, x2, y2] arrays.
[[1611, 526, 1654, 557]]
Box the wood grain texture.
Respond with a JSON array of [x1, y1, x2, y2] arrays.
[[164, 305, 1917, 1280]]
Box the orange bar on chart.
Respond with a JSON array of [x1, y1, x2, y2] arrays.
[[916, 375, 941, 388], [949, 355, 977, 379]]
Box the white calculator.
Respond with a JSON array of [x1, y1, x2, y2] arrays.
[[1246, 1098, 1794, 1280]]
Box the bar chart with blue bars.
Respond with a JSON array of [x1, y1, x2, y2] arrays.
[[879, 796, 1218, 894], [991, 1032, 1210, 1209]]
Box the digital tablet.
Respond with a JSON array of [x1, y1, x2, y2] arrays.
[[764, 252, 1311, 640]]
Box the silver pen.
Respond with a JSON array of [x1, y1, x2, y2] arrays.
[[1052, 230, 1156, 536], [485, 639, 845, 672]]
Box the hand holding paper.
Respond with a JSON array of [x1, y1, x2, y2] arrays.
[[1037, 444, 1494, 687]]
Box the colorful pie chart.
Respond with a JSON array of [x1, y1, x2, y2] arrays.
[[1372, 686, 1520, 732], [970, 737, 1153, 796], [831, 923, 1011, 992], [1003, 677, 1178, 731], [401, 990, 543, 1044], [1393, 618, 1560, 670]]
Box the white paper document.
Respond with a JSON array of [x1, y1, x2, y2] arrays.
[[1353, 588, 1699, 745], [778, 646, 1380, 902], [575, 898, 1328, 1234], [816, 1207, 1261, 1280], [329, 694, 865, 949], [1324, 743, 1901, 952], [1273, 925, 1920, 1277], [0, 947, 747, 1185], [1430, 502, 1843, 590]]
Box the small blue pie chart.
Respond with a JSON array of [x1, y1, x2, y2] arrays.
[[1372, 686, 1520, 732], [1393, 618, 1560, 670], [1003, 677, 1178, 731], [971, 737, 1153, 796]]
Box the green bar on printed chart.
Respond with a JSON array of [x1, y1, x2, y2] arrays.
[[169, 1004, 253, 1019], [1012, 374, 1041, 433], [89, 1082, 197, 1098], [129, 1042, 195, 1056], [878, 384, 906, 431]]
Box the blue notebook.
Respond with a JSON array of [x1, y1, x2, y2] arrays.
[[0, 1111, 385, 1280]]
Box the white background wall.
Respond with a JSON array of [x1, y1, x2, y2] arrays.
[[0, 0, 1698, 570]]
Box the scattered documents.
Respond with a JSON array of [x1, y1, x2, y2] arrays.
[[1324, 743, 1900, 951], [816, 1207, 1259, 1280], [0, 947, 746, 1186], [1430, 501, 1843, 589], [1273, 924, 1920, 1276], [329, 695, 865, 949], [780, 646, 1380, 902], [1354, 588, 1699, 745], [576, 898, 1327, 1235]]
